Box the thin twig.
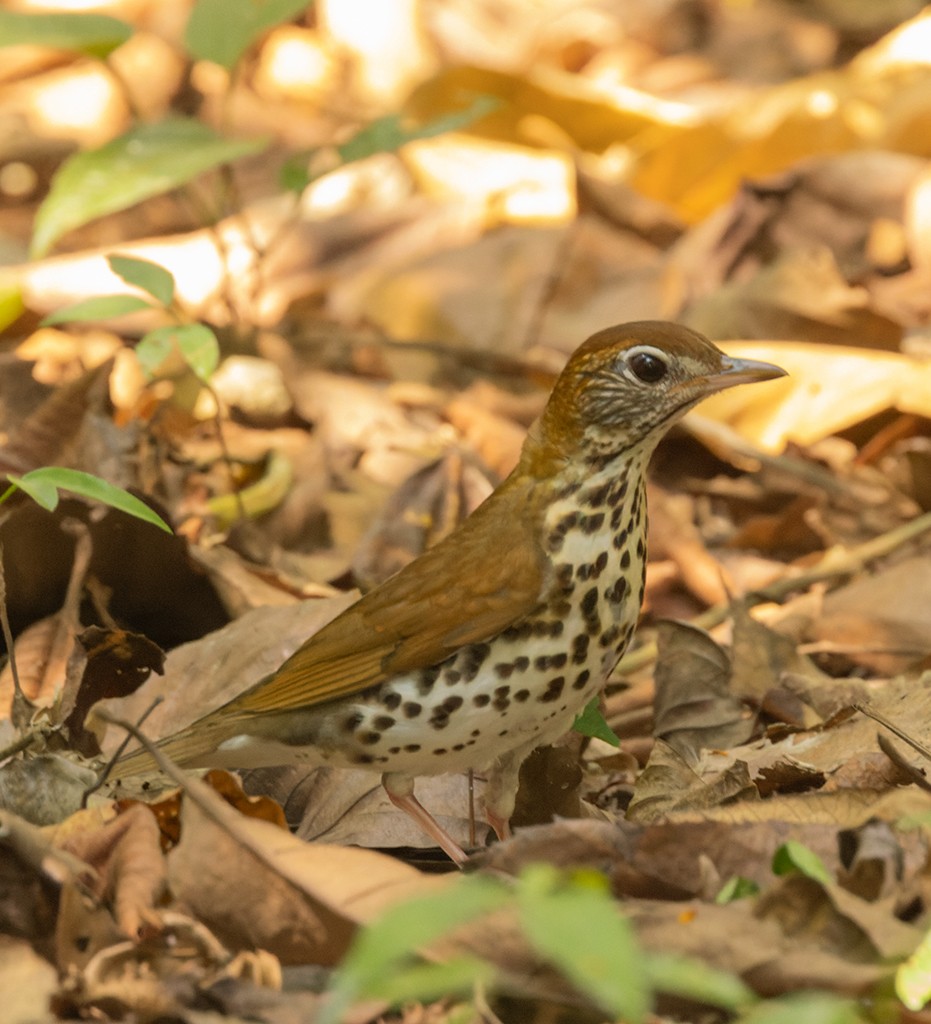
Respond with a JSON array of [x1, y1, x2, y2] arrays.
[[0, 727, 44, 763], [854, 702, 931, 764], [0, 543, 23, 710], [618, 509, 931, 676], [82, 697, 164, 806]]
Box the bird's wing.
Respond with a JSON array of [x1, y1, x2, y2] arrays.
[[234, 476, 549, 715]]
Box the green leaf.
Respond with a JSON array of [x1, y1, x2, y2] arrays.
[[135, 330, 175, 378], [138, 323, 219, 382], [6, 469, 172, 533], [771, 840, 832, 884], [0, 10, 132, 58], [518, 866, 649, 1023], [572, 697, 620, 746], [282, 95, 498, 191], [647, 954, 755, 1011], [32, 118, 268, 258], [0, 277, 24, 332], [320, 875, 507, 1024], [185, 0, 308, 71], [41, 294, 154, 326], [715, 876, 760, 904], [896, 925, 931, 1010], [108, 255, 175, 308], [734, 992, 865, 1024], [5, 472, 57, 510], [372, 957, 494, 1009]]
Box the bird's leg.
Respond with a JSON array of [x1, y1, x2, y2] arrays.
[[382, 773, 468, 864], [483, 744, 532, 843]]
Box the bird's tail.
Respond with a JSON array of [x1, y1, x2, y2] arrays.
[[107, 714, 232, 780]]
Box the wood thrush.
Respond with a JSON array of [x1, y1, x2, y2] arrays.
[[111, 321, 784, 862]]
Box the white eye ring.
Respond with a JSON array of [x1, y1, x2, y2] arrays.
[[623, 345, 669, 385]]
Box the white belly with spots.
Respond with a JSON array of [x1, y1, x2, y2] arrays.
[[298, 462, 647, 778]]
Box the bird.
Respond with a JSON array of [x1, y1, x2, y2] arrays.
[[110, 321, 785, 862]]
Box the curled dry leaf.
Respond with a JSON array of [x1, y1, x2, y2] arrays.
[[57, 803, 167, 943], [0, 616, 66, 721], [652, 621, 756, 761], [729, 601, 829, 705], [61, 626, 165, 757], [56, 912, 234, 1022], [626, 739, 757, 823]]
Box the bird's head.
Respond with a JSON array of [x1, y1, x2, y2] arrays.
[[524, 321, 786, 474]]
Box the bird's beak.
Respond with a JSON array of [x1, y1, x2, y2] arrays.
[[699, 354, 787, 395]]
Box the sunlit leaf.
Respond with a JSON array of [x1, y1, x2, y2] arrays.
[[108, 255, 175, 308], [572, 697, 620, 746], [185, 0, 308, 71], [518, 866, 649, 1023], [138, 323, 220, 382], [32, 118, 268, 258], [0, 10, 132, 58], [6, 469, 172, 533], [282, 96, 498, 192], [772, 840, 832, 884], [41, 294, 153, 326], [0, 278, 24, 332], [896, 926, 931, 1010]]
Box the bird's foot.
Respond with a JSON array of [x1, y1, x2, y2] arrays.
[[486, 808, 512, 843], [385, 787, 468, 865]]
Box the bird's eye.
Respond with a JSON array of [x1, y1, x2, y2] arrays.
[[628, 350, 668, 383]]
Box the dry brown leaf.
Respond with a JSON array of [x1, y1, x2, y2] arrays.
[[666, 151, 925, 306], [61, 627, 166, 757], [812, 554, 931, 674], [168, 776, 440, 964], [242, 764, 490, 853], [0, 616, 65, 721], [628, 10, 931, 222], [58, 804, 167, 942], [730, 602, 830, 704], [684, 246, 899, 347], [652, 621, 756, 760], [352, 450, 494, 589], [756, 874, 919, 961], [633, 900, 884, 996], [443, 396, 526, 479], [627, 738, 757, 822]]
